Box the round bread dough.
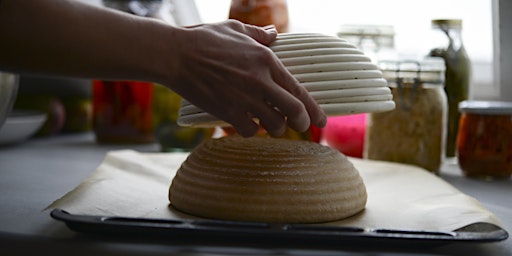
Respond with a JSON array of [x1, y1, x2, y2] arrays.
[[169, 136, 367, 223]]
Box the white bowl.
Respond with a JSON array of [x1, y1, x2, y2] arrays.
[[0, 110, 47, 146], [0, 72, 19, 128]]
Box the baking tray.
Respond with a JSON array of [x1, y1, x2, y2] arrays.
[[51, 209, 508, 247]]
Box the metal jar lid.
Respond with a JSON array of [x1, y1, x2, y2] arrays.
[[378, 58, 445, 86], [459, 100, 512, 115], [431, 19, 463, 29], [337, 24, 395, 49]]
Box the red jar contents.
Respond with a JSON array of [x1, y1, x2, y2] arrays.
[[323, 114, 366, 158], [93, 80, 155, 144], [457, 101, 512, 179]]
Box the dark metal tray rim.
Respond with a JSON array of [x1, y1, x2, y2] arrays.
[[50, 209, 508, 245]]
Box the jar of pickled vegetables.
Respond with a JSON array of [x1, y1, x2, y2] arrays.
[[457, 101, 512, 179], [93, 0, 164, 144], [229, 0, 289, 33], [93, 80, 155, 144], [365, 59, 447, 173]]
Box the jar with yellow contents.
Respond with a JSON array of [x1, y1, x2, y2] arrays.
[[365, 59, 447, 174]]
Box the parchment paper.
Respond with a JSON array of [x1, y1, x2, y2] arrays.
[[48, 150, 503, 232]]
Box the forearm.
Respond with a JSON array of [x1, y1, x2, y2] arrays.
[[0, 0, 327, 136], [0, 0, 176, 83]]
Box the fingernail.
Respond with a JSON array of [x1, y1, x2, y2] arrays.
[[263, 25, 276, 30], [263, 25, 277, 35]]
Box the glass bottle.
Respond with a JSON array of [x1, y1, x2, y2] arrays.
[[365, 59, 447, 174], [428, 19, 471, 157], [93, 0, 163, 144], [229, 0, 289, 33]]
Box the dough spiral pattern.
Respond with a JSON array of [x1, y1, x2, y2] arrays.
[[169, 136, 367, 223]]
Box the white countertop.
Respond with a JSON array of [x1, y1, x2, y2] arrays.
[[0, 133, 510, 255]]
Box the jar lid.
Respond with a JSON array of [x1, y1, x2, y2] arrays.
[[338, 24, 395, 49], [459, 100, 512, 115], [378, 58, 445, 85], [431, 19, 462, 29], [338, 24, 395, 37]]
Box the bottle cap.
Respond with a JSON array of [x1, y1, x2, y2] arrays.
[[431, 19, 462, 29], [459, 100, 512, 115]]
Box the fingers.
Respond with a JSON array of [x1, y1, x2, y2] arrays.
[[183, 20, 326, 137], [243, 24, 278, 46], [226, 20, 326, 135], [268, 57, 327, 130], [223, 109, 260, 138], [231, 118, 260, 138], [253, 102, 287, 137], [225, 101, 287, 138], [226, 19, 278, 46]]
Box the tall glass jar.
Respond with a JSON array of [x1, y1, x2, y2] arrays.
[[428, 19, 471, 157], [337, 24, 396, 63], [229, 0, 289, 33], [365, 59, 447, 174]]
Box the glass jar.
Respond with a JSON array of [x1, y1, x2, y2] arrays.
[[93, 0, 164, 144], [93, 80, 155, 143], [428, 19, 471, 157], [229, 0, 289, 33], [457, 101, 512, 179], [365, 59, 447, 174], [337, 24, 396, 63]]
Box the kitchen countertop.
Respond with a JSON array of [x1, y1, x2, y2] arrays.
[[0, 132, 510, 255]]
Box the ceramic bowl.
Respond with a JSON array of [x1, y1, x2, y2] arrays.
[[0, 72, 19, 129]]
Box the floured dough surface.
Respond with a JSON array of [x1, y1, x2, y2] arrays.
[[169, 136, 367, 223]]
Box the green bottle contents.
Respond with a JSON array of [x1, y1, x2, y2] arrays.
[[429, 19, 471, 157]]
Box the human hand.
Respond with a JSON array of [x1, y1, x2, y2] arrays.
[[167, 20, 326, 137]]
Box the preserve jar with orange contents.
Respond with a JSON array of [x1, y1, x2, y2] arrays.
[[457, 101, 512, 179], [229, 0, 289, 33]]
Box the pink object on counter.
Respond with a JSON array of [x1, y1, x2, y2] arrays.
[[323, 114, 367, 158]]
